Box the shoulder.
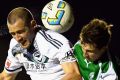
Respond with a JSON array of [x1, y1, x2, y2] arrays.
[[73, 41, 83, 56], [9, 38, 18, 49], [74, 41, 81, 48], [8, 38, 20, 56], [37, 29, 69, 44]]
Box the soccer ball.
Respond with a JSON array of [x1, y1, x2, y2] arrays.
[[41, 0, 74, 33]]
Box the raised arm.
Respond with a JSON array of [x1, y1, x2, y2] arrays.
[[0, 69, 18, 80], [61, 61, 82, 80]]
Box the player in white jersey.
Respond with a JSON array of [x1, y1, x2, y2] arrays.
[[73, 19, 118, 80], [0, 7, 81, 80]]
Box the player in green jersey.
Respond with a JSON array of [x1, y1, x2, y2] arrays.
[[73, 18, 118, 80]]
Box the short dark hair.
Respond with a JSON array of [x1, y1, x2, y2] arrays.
[[7, 7, 34, 26], [80, 18, 112, 49]]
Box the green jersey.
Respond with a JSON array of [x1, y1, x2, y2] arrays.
[[73, 41, 118, 80]]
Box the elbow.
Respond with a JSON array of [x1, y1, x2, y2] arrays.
[[75, 72, 82, 80], [68, 72, 82, 80]]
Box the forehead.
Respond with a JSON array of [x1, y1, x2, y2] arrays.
[[8, 18, 25, 26], [8, 19, 26, 32], [80, 36, 96, 49], [82, 43, 95, 50]]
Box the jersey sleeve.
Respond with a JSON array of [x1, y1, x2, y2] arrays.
[[4, 38, 23, 74], [48, 31, 76, 64], [58, 42, 77, 64]]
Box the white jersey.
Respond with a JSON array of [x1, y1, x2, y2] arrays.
[[4, 29, 76, 80]]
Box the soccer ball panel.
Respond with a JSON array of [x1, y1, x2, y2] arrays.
[[41, 0, 74, 33]]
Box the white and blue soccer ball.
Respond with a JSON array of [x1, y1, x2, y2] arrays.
[[41, 0, 74, 33]]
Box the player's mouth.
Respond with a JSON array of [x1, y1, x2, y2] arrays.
[[20, 40, 29, 48]]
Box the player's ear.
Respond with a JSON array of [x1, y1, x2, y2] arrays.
[[30, 20, 37, 28]]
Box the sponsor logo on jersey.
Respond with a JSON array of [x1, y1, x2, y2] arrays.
[[23, 62, 47, 72], [61, 50, 76, 62]]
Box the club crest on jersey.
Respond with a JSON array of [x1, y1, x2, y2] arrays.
[[33, 51, 49, 63], [89, 72, 95, 80], [33, 51, 40, 58]]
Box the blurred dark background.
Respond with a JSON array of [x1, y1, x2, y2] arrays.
[[0, 0, 120, 80]]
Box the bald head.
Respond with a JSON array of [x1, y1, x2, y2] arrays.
[[7, 7, 34, 26]]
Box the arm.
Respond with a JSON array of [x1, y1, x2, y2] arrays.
[[61, 61, 82, 80], [0, 69, 18, 80]]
